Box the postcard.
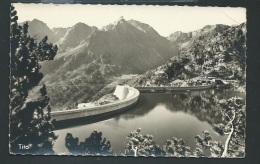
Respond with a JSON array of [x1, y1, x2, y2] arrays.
[[10, 4, 246, 157]]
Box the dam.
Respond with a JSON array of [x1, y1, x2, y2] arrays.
[[51, 86, 140, 126]]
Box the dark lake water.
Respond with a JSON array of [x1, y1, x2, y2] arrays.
[[53, 89, 245, 155]]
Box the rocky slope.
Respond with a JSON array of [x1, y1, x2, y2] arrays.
[[167, 31, 192, 46], [39, 62, 121, 110], [56, 23, 98, 50], [19, 19, 70, 43], [31, 17, 179, 109], [20, 19, 59, 43], [167, 24, 230, 48], [86, 17, 179, 74], [41, 17, 179, 75], [51, 27, 69, 41], [128, 23, 246, 88]]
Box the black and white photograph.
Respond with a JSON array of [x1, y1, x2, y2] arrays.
[[10, 4, 246, 157]]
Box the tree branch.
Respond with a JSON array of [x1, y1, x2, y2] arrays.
[[131, 145, 138, 157], [221, 111, 236, 157], [224, 132, 231, 135]]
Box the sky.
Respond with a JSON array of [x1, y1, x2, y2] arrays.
[[14, 4, 246, 37]]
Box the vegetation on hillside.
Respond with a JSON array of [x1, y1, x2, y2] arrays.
[[128, 23, 246, 91], [38, 62, 121, 110]]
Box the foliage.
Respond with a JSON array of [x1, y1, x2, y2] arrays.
[[10, 5, 58, 154], [65, 131, 113, 155], [164, 56, 190, 80], [194, 97, 245, 158], [124, 128, 163, 157], [40, 62, 121, 110], [65, 133, 84, 154], [193, 147, 205, 157], [130, 23, 246, 88], [214, 97, 245, 157], [195, 131, 224, 157], [162, 137, 191, 157]]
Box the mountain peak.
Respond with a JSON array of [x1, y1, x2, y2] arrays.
[[30, 19, 48, 26], [115, 16, 126, 24], [73, 22, 90, 28], [167, 31, 192, 45], [200, 24, 229, 32], [31, 18, 42, 22], [118, 16, 125, 21], [127, 19, 159, 35], [201, 25, 215, 30], [58, 22, 97, 50], [101, 16, 127, 31]]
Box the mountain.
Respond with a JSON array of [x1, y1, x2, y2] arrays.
[[19, 19, 71, 43], [22, 19, 58, 43], [167, 24, 230, 48], [167, 31, 192, 45], [51, 27, 69, 41], [128, 23, 246, 88], [181, 24, 230, 48], [33, 17, 178, 109], [57, 23, 98, 50], [19, 20, 96, 47], [26, 17, 246, 109], [86, 17, 179, 74], [42, 16, 179, 74]]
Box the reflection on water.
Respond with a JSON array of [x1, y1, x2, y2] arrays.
[[53, 89, 245, 155]]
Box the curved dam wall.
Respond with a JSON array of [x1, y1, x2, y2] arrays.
[[135, 84, 214, 92], [51, 86, 140, 122]]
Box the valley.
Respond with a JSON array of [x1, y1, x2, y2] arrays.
[[23, 17, 246, 111]]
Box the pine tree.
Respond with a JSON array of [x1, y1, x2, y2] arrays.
[[194, 97, 245, 158], [10, 5, 58, 154], [194, 131, 224, 157], [65, 131, 113, 155], [124, 128, 162, 157], [162, 137, 191, 157], [213, 97, 245, 157]]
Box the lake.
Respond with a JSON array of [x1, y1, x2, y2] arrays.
[[53, 89, 245, 155]]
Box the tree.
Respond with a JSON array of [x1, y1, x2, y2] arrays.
[[194, 131, 224, 157], [65, 133, 85, 154], [90, 69, 104, 84], [213, 97, 245, 157], [124, 128, 162, 157], [193, 147, 205, 157], [65, 131, 113, 155], [162, 137, 191, 157], [195, 97, 245, 158], [10, 5, 58, 154]]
